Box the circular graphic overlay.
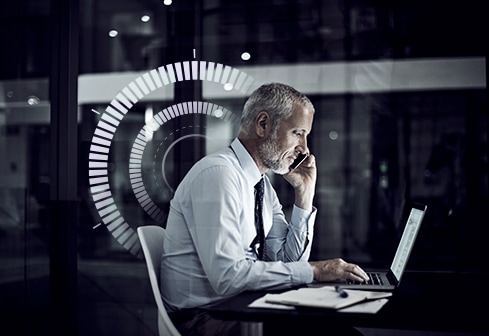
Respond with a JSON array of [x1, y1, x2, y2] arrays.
[[128, 101, 237, 224], [88, 61, 255, 256]]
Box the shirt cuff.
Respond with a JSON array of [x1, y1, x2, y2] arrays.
[[291, 205, 317, 231], [290, 261, 315, 284]]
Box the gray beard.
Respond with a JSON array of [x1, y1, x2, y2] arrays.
[[258, 132, 289, 175]]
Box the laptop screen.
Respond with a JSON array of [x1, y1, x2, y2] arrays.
[[390, 204, 427, 281]]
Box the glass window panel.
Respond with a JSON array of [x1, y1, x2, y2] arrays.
[[0, 1, 51, 333], [3, 0, 487, 334], [74, 0, 488, 334]]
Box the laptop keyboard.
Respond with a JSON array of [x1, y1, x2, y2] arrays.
[[346, 272, 384, 285]]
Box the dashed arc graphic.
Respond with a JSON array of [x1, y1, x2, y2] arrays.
[[88, 61, 255, 257]]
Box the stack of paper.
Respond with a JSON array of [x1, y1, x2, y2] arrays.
[[249, 286, 391, 313]]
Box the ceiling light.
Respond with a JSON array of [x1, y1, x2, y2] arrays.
[[108, 30, 118, 38], [141, 15, 150, 22], [241, 52, 251, 61], [329, 130, 339, 140], [27, 96, 40, 105]]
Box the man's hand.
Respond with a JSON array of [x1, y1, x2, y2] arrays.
[[283, 153, 317, 212], [309, 258, 370, 283]]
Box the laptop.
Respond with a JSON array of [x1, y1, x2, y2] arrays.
[[323, 202, 427, 291]]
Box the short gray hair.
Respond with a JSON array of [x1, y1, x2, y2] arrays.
[[240, 83, 314, 134]]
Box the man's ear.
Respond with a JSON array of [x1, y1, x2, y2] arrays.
[[255, 111, 270, 137]]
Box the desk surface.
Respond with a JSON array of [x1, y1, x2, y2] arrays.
[[206, 271, 489, 334]]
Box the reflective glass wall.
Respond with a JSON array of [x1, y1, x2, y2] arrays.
[[1, 0, 488, 335], [1, 0, 53, 334]]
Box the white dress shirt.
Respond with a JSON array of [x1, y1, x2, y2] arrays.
[[160, 138, 317, 312]]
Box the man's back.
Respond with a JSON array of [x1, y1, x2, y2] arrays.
[[161, 144, 257, 311]]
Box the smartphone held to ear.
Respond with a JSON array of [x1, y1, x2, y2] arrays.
[[290, 153, 308, 170]]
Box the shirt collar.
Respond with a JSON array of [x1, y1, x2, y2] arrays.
[[230, 138, 262, 186]]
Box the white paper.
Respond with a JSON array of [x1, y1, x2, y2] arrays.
[[263, 286, 391, 310], [248, 294, 296, 310], [248, 286, 391, 314], [339, 298, 389, 314]]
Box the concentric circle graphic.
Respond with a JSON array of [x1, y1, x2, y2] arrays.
[[129, 101, 237, 223], [156, 127, 217, 196], [88, 61, 255, 256]]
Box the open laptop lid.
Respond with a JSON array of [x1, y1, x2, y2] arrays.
[[311, 202, 427, 291], [387, 203, 427, 286]]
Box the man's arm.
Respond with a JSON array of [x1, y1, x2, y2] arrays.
[[264, 178, 316, 262]]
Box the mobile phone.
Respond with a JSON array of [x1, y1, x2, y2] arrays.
[[290, 153, 308, 170]]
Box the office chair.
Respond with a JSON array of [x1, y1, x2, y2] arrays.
[[137, 225, 181, 336]]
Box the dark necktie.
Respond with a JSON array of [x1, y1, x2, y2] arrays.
[[252, 178, 265, 260]]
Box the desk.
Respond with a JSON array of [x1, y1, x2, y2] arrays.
[[205, 271, 489, 335]]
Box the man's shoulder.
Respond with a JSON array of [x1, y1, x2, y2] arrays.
[[199, 146, 237, 167], [185, 147, 241, 180]]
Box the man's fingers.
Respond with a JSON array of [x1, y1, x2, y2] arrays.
[[349, 264, 369, 281]]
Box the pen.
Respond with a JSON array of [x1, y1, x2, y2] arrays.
[[335, 285, 348, 298]]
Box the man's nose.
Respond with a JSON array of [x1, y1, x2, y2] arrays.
[[297, 136, 308, 154]]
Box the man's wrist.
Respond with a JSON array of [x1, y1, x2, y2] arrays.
[[294, 194, 314, 212], [294, 186, 315, 210], [309, 262, 319, 281]]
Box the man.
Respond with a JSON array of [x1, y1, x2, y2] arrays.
[[160, 83, 369, 335]]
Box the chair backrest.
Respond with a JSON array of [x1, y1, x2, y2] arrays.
[[137, 225, 181, 336]]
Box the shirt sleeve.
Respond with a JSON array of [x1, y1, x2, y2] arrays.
[[182, 165, 313, 297], [263, 185, 317, 262]]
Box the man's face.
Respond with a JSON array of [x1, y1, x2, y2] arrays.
[[259, 104, 313, 175]]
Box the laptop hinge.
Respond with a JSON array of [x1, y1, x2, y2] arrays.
[[386, 270, 400, 286]]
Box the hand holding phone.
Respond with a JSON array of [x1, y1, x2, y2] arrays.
[[286, 152, 316, 211], [290, 153, 308, 170]]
